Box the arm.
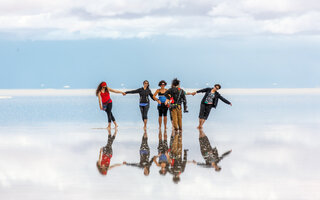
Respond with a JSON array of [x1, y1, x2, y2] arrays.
[[148, 89, 156, 101], [98, 92, 103, 110], [108, 163, 124, 170], [219, 95, 232, 106], [98, 148, 103, 165], [108, 87, 124, 94], [153, 156, 160, 166], [125, 88, 141, 94], [196, 87, 210, 93], [153, 89, 162, 104]]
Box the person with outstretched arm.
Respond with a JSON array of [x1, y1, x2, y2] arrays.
[[192, 84, 232, 129], [124, 80, 156, 129]]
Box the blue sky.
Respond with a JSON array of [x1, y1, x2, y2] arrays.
[[0, 0, 320, 89]]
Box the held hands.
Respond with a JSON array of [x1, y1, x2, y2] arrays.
[[122, 92, 126, 96], [123, 161, 127, 164], [230, 103, 232, 106], [192, 92, 196, 96]]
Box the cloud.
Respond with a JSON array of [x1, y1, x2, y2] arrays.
[[0, 0, 319, 39]]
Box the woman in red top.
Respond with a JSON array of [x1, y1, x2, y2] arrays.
[[96, 129, 124, 175], [96, 82, 125, 129]]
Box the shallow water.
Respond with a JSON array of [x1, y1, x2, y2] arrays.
[[0, 93, 320, 199]]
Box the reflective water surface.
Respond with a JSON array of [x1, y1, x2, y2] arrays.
[[1, 93, 320, 199]]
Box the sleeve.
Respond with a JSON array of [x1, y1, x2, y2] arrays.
[[125, 163, 141, 168], [164, 88, 172, 99], [219, 95, 231, 105], [196, 163, 211, 168], [196, 87, 210, 93], [125, 88, 141, 94], [149, 89, 155, 101]]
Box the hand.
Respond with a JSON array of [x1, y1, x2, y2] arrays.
[[157, 100, 161, 104], [192, 92, 196, 96], [230, 103, 232, 106], [192, 160, 196, 164], [123, 161, 127, 164], [122, 92, 126, 96], [100, 106, 103, 110]]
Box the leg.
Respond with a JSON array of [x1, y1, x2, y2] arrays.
[[105, 103, 113, 129], [198, 104, 206, 129], [143, 105, 149, 129], [177, 107, 182, 131], [164, 116, 167, 129], [158, 116, 162, 129], [171, 108, 179, 131]]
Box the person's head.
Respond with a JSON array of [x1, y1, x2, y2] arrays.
[[171, 78, 180, 87], [143, 80, 150, 89], [158, 80, 167, 89], [96, 161, 108, 175], [173, 174, 181, 184], [143, 166, 150, 176], [159, 168, 167, 176], [96, 81, 109, 96], [214, 84, 221, 91]]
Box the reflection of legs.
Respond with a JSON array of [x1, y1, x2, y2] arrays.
[[177, 133, 182, 156]]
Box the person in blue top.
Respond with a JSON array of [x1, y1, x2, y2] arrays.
[[124, 80, 156, 129], [153, 80, 169, 130], [192, 84, 232, 129], [153, 129, 172, 175]]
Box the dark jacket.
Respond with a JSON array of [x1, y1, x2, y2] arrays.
[[196, 87, 231, 108], [164, 87, 187, 105], [125, 87, 155, 103]]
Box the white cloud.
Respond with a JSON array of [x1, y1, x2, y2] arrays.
[[0, 0, 319, 39]]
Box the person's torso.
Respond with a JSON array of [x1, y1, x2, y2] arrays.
[[158, 89, 167, 105], [139, 88, 151, 103], [101, 154, 112, 166], [101, 91, 112, 104], [170, 87, 184, 104], [159, 154, 168, 163]]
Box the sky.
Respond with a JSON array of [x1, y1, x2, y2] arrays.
[[0, 0, 319, 89]]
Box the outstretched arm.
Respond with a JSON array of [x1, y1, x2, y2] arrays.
[[108, 163, 124, 170], [125, 88, 141, 94], [219, 95, 232, 106], [108, 87, 125, 95]]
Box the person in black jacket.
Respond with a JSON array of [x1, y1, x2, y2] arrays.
[[124, 80, 157, 129], [164, 78, 188, 131], [192, 84, 232, 129]]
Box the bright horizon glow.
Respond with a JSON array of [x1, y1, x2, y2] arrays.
[[1, 88, 320, 96]]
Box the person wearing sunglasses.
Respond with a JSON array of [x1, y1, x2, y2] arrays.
[[153, 80, 169, 130], [124, 80, 156, 129], [191, 84, 232, 129], [96, 81, 125, 129]]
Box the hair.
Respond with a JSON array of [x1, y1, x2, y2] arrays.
[[96, 82, 109, 96], [143, 80, 150, 89], [96, 161, 107, 175], [214, 84, 221, 89], [158, 80, 167, 87], [173, 176, 180, 184], [159, 169, 167, 176], [171, 78, 180, 87]]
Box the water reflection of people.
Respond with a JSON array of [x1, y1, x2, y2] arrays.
[[193, 129, 232, 171], [96, 129, 123, 175], [168, 130, 189, 183], [153, 129, 172, 175], [123, 130, 153, 176]]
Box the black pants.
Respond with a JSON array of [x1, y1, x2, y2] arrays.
[[158, 104, 168, 117], [103, 102, 116, 123], [139, 104, 149, 121], [199, 103, 212, 120]]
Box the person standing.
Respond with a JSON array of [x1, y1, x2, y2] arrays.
[[192, 84, 232, 129], [124, 80, 156, 129], [153, 80, 169, 130], [164, 78, 188, 131], [96, 82, 125, 129]]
